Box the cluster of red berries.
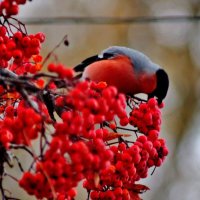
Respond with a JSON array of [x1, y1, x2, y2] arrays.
[[89, 188, 133, 200], [16, 79, 169, 200], [48, 63, 74, 79], [69, 95, 167, 200], [0, 6, 46, 150], [19, 136, 78, 199], [54, 81, 127, 140], [0, 26, 45, 74], [0, 126, 13, 149], [84, 133, 168, 200], [0, 77, 168, 200], [19, 81, 126, 199], [129, 98, 162, 134], [0, 100, 49, 147], [0, 0, 27, 16], [20, 135, 113, 199], [15, 77, 169, 200]]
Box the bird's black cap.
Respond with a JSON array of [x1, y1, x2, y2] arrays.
[[148, 69, 169, 104]]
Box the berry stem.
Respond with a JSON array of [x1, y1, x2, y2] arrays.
[[10, 144, 34, 157], [41, 34, 68, 67]]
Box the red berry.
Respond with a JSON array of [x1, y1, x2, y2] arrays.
[[13, 49, 23, 60], [148, 130, 159, 141], [0, 44, 7, 56], [0, 26, 7, 36], [47, 63, 56, 72], [137, 135, 147, 143], [153, 140, 161, 149], [139, 103, 148, 113], [30, 38, 40, 47], [21, 36, 31, 47], [55, 96, 65, 107], [13, 32, 23, 42], [120, 117, 129, 126], [109, 123, 116, 130], [143, 141, 153, 152], [90, 191, 99, 199], [155, 158, 162, 167], [7, 40, 16, 50], [158, 102, 164, 108], [148, 98, 158, 108], [8, 4, 19, 16], [35, 32, 45, 43], [16, 0, 27, 5], [118, 142, 126, 152], [143, 113, 153, 125], [162, 147, 169, 156], [63, 68, 74, 79]]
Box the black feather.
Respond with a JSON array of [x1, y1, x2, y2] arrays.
[[148, 69, 169, 104], [74, 53, 114, 74], [74, 55, 99, 72]]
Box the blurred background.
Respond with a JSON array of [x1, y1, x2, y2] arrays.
[[6, 0, 200, 199]]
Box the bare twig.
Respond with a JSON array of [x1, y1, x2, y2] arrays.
[[41, 34, 68, 66], [18, 15, 200, 25]]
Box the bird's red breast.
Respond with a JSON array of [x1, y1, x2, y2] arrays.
[[82, 55, 157, 95]]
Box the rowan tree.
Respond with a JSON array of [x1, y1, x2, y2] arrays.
[[0, 1, 168, 200]]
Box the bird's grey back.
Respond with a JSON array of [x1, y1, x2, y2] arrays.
[[100, 46, 160, 74]]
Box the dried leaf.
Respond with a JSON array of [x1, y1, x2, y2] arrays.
[[103, 132, 131, 141]]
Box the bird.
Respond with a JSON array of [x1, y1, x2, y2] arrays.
[[74, 46, 169, 104]]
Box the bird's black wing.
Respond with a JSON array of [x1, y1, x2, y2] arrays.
[[74, 55, 99, 72], [74, 53, 114, 76]]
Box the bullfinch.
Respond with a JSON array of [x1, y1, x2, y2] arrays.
[[74, 46, 169, 104]]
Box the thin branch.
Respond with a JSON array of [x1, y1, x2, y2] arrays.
[[151, 166, 157, 175], [41, 34, 68, 66], [4, 173, 18, 183], [19, 15, 200, 25], [87, 190, 90, 200], [13, 156, 24, 172], [29, 73, 58, 79], [107, 140, 134, 146], [10, 144, 34, 157], [116, 126, 137, 132]]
